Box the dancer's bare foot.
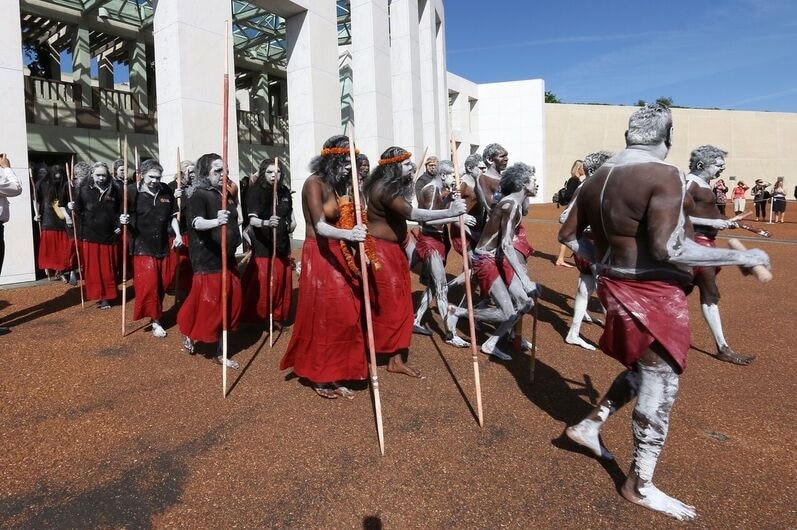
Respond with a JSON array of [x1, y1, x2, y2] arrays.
[[716, 345, 755, 365], [621, 476, 697, 521], [151, 321, 167, 338], [444, 332, 469, 348], [313, 384, 338, 399], [565, 334, 596, 351], [481, 339, 512, 361], [555, 259, 574, 268], [564, 420, 613, 460], [387, 355, 424, 378], [331, 382, 356, 400]]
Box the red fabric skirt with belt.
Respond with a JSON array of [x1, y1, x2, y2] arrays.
[[241, 255, 293, 323], [82, 241, 119, 301], [369, 237, 413, 354], [133, 255, 174, 321], [177, 270, 242, 344]]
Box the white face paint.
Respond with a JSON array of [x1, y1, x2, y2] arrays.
[[92, 168, 109, 188], [143, 168, 162, 191], [263, 164, 279, 186], [440, 171, 456, 190], [707, 156, 726, 180], [209, 158, 224, 187], [115, 165, 126, 179], [185, 165, 196, 183], [400, 158, 414, 178]]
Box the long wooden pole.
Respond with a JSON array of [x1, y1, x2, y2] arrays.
[[347, 133, 386, 455], [412, 147, 429, 183], [121, 137, 129, 335], [66, 158, 85, 308], [450, 134, 484, 427], [269, 156, 279, 347], [173, 147, 182, 308], [28, 169, 42, 236], [221, 20, 231, 397]]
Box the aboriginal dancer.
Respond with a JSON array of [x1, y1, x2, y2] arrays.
[[279, 135, 369, 399], [34, 164, 73, 281], [120, 159, 181, 338], [168, 160, 195, 301], [241, 158, 296, 325], [177, 153, 242, 368], [559, 104, 770, 521], [685, 145, 754, 365], [364, 146, 467, 381]]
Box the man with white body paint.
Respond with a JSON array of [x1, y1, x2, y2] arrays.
[[412, 160, 475, 347], [448, 162, 538, 361], [684, 145, 754, 365], [558, 104, 770, 521], [478, 143, 508, 212], [558, 151, 613, 350]]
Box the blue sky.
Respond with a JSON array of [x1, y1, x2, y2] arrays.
[[444, 0, 797, 112]]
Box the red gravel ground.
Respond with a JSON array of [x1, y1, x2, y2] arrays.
[[1, 203, 795, 529]]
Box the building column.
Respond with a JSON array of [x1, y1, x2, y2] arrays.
[[153, 0, 239, 182], [129, 40, 148, 114], [98, 56, 114, 89], [252, 72, 271, 128], [0, 0, 35, 285], [350, 0, 393, 160], [72, 25, 92, 107], [434, 2, 449, 157], [285, 2, 341, 239], [419, 0, 443, 157], [389, 0, 424, 159]]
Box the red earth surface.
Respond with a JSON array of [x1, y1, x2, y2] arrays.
[[1, 203, 795, 529]]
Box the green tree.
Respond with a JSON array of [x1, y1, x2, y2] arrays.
[[655, 96, 674, 108], [635, 99, 647, 106], [545, 91, 561, 103]]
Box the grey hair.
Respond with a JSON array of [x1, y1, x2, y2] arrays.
[[482, 143, 506, 164], [436, 160, 455, 176], [464, 153, 483, 171], [688, 145, 727, 172], [583, 151, 613, 177], [626, 104, 672, 146], [499, 162, 535, 194], [90, 161, 110, 175], [139, 158, 163, 175], [425, 156, 438, 165], [180, 160, 195, 173]]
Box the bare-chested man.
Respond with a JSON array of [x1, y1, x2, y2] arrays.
[[559, 151, 613, 350], [558, 104, 770, 521], [364, 147, 467, 377], [685, 145, 754, 365], [412, 160, 475, 347], [448, 162, 538, 361], [478, 143, 509, 212]]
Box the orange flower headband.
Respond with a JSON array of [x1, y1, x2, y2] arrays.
[[320, 147, 359, 156], [378, 151, 412, 165]]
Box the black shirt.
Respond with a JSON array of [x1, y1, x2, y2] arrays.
[[186, 185, 241, 274], [126, 183, 177, 258], [74, 182, 122, 244], [36, 179, 67, 231], [59, 181, 81, 239], [246, 183, 292, 257]]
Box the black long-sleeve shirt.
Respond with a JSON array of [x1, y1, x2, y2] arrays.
[[186, 185, 241, 274]]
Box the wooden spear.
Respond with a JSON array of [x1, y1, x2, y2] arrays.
[[412, 147, 429, 183], [173, 147, 182, 308], [347, 132, 386, 455], [449, 134, 484, 427], [221, 20, 231, 397], [269, 156, 279, 347], [66, 158, 85, 308], [121, 137, 129, 335], [28, 169, 42, 237]]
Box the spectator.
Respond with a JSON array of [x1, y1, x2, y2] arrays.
[[0, 153, 23, 335], [771, 177, 786, 223], [751, 179, 771, 221], [712, 178, 728, 216], [731, 181, 748, 215]]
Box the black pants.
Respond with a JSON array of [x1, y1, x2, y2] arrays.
[[755, 201, 767, 219], [0, 223, 4, 275]]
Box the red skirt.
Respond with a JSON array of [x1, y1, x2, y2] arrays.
[[241, 255, 293, 323], [692, 234, 721, 276], [82, 241, 119, 301], [177, 270, 242, 344], [472, 254, 514, 296], [38, 229, 73, 270], [414, 231, 448, 264], [133, 255, 174, 321], [169, 234, 193, 295], [280, 237, 367, 383], [597, 277, 690, 372], [512, 224, 534, 260], [369, 238, 413, 354], [449, 225, 471, 257]]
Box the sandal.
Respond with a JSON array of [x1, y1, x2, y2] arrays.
[[313, 384, 338, 399]]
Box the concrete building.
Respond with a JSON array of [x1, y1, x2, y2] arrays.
[[1, 0, 795, 286]]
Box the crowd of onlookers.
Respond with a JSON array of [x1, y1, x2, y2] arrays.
[[713, 176, 790, 222]]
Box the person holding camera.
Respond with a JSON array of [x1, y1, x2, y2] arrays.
[[0, 153, 23, 335]]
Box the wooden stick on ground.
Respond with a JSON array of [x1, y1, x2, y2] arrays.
[[221, 20, 231, 397], [173, 147, 182, 308], [347, 132, 386, 455], [449, 135, 484, 427], [727, 238, 773, 283], [269, 156, 279, 348]]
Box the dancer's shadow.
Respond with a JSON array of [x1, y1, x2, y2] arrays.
[[429, 336, 479, 424], [0, 285, 83, 327]]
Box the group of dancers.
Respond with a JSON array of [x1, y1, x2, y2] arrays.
[[22, 103, 774, 521]]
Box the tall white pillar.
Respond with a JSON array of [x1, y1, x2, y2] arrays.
[[285, 2, 340, 239], [434, 1, 449, 157], [389, 0, 424, 159], [0, 0, 35, 285], [350, 0, 393, 160], [72, 25, 93, 107], [153, 0, 239, 182], [419, 0, 442, 157]]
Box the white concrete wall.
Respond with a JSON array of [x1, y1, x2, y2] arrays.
[[389, 0, 424, 159], [0, 0, 35, 285], [447, 72, 480, 165], [545, 103, 797, 201], [476, 79, 547, 202]]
